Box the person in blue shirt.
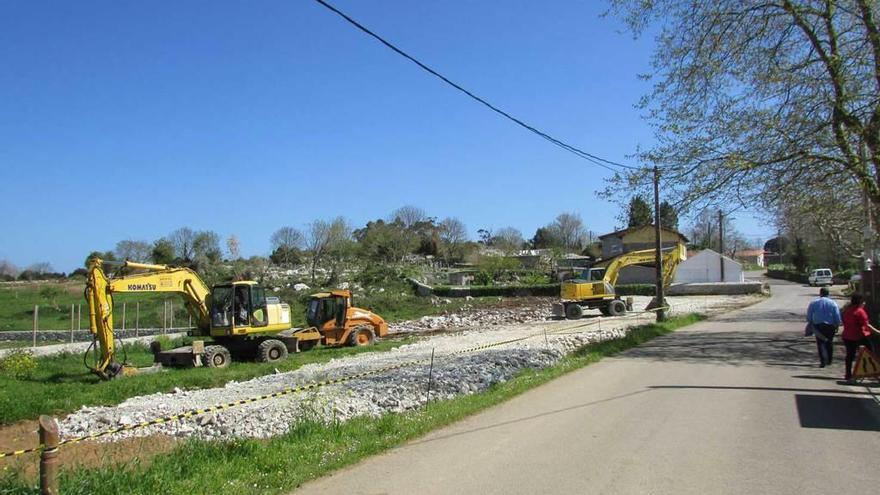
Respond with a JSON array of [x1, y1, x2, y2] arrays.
[[806, 287, 842, 367]]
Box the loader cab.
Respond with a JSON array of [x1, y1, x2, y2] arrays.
[[306, 292, 350, 329], [210, 282, 269, 329]]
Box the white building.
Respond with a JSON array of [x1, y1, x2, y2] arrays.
[[674, 249, 744, 283]]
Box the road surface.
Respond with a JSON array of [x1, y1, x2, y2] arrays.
[[295, 279, 880, 494]]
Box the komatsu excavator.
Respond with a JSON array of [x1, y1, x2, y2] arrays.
[[552, 244, 686, 319], [85, 258, 387, 379]]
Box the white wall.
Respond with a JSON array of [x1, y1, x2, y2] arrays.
[[674, 249, 744, 283]]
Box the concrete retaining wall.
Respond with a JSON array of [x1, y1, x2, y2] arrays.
[[667, 282, 767, 296]]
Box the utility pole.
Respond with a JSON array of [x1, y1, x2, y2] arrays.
[[653, 166, 666, 322], [718, 210, 725, 282]]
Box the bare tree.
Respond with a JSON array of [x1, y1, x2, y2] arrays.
[[114, 240, 151, 262], [439, 217, 468, 263], [0, 260, 19, 278], [270, 226, 305, 267], [27, 262, 53, 275], [551, 213, 588, 251], [226, 235, 241, 260], [390, 205, 427, 229], [167, 227, 196, 261], [305, 217, 352, 283], [492, 227, 525, 254]]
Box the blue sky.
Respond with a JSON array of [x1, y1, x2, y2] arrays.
[[0, 1, 773, 272]]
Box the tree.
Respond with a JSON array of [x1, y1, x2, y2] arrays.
[[114, 240, 151, 262], [686, 209, 747, 257], [530, 227, 559, 249], [390, 205, 427, 229], [167, 227, 196, 261], [0, 260, 19, 278], [354, 219, 418, 262], [226, 235, 241, 260], [492, 227, 525, 254], [551, 213, 588, 251], [627, 196, 653, 228], [606, 0, 880, 227], [270, 227, 305, 267], [438, 217, 468, 264], [151, 239, 175, 265], [658, 201, 679, 230], [192, 231, 222, 266], [305, 217, 352, 283]]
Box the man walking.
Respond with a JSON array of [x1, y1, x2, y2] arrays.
[[806, 287, 842, 367]]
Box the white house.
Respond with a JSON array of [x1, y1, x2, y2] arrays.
[[674, 249, 744, 283]]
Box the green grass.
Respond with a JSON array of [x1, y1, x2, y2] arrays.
[[0, 338, 409, 425], [0, 282, 191, 332], [0, 314, 704, 495]]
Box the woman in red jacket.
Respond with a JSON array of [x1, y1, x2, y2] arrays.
[[841, 294, 880, 381]]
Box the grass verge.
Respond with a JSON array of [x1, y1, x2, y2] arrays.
[[0, 338, 409, 425], [0, 314, 705, 494]]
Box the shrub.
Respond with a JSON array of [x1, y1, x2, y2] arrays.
[[0, 349, 38, 380]]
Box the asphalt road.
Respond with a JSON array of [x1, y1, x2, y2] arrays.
[[295, 280, 880, 494]]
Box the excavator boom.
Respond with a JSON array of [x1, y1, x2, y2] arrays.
[[85, 258, 213, 379]]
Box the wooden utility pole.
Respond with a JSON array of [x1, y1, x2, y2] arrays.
[[38, 415, 59, 495], [653, 166, 666, 322], [719, 210, 725, 282]]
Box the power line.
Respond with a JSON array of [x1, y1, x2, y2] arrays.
[[310, 0, 641, 173]]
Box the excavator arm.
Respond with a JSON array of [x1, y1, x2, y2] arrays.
[[85, 258, 212, 379], [594, 244, 686, 287]]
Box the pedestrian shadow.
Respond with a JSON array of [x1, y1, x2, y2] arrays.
[[623, 331, 817, 370], [795, 394, 880, 431]]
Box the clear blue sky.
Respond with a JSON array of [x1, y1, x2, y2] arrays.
[[0, 1, 773, 273]]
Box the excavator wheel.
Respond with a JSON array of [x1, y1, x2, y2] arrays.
[[257, 339, 289, 363], [608, 299, 627, 317], [564, 303, 584, 320], [204, 345, 231, 369], [348, 325, 375, 347]]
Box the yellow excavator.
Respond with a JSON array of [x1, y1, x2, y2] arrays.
[[552, 244, 686, 319], [85, 259, 387, 379]]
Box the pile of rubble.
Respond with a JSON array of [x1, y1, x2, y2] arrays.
[[390, 302, 552, 335]]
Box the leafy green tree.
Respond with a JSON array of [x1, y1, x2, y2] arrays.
[[658, 201, 678, 230], [270, 227, 304, 266], [151, 239, 175, 265], [627, 196, 653, 227], [354, 219, 418, 262], [606, 0, 880, 224]]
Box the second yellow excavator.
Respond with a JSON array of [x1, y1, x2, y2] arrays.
[[551, 244, 686, 319]]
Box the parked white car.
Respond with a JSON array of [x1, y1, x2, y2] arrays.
[[808, 268, 833, 286]]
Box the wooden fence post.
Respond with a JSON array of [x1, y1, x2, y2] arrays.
[[32, 305, 39, 349], [122, 302, 126, 333], [135, 302, 140, 337], [170, 300, 174, 331], [70, 304, 75, 343], [38, 415, 59, 495]]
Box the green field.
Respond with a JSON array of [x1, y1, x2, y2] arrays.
[[0, 281, 504, 332], [0, 337, 411, 425], [0, 314, 705, 494]]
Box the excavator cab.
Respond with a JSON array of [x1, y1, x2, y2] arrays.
[[210, 282, 270, 330]]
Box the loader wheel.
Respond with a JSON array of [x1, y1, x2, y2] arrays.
[[349, 326, 375, 347], [608, 299, 627, 317], [257, 339, 288, 363], [564, 304, 583, 320], [204, 345, 231, 369]]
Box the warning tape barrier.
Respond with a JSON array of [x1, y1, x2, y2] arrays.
[[0, 308, 661, 459]]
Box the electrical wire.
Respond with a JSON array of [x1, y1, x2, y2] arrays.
[[310, 0, 641, 173]]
